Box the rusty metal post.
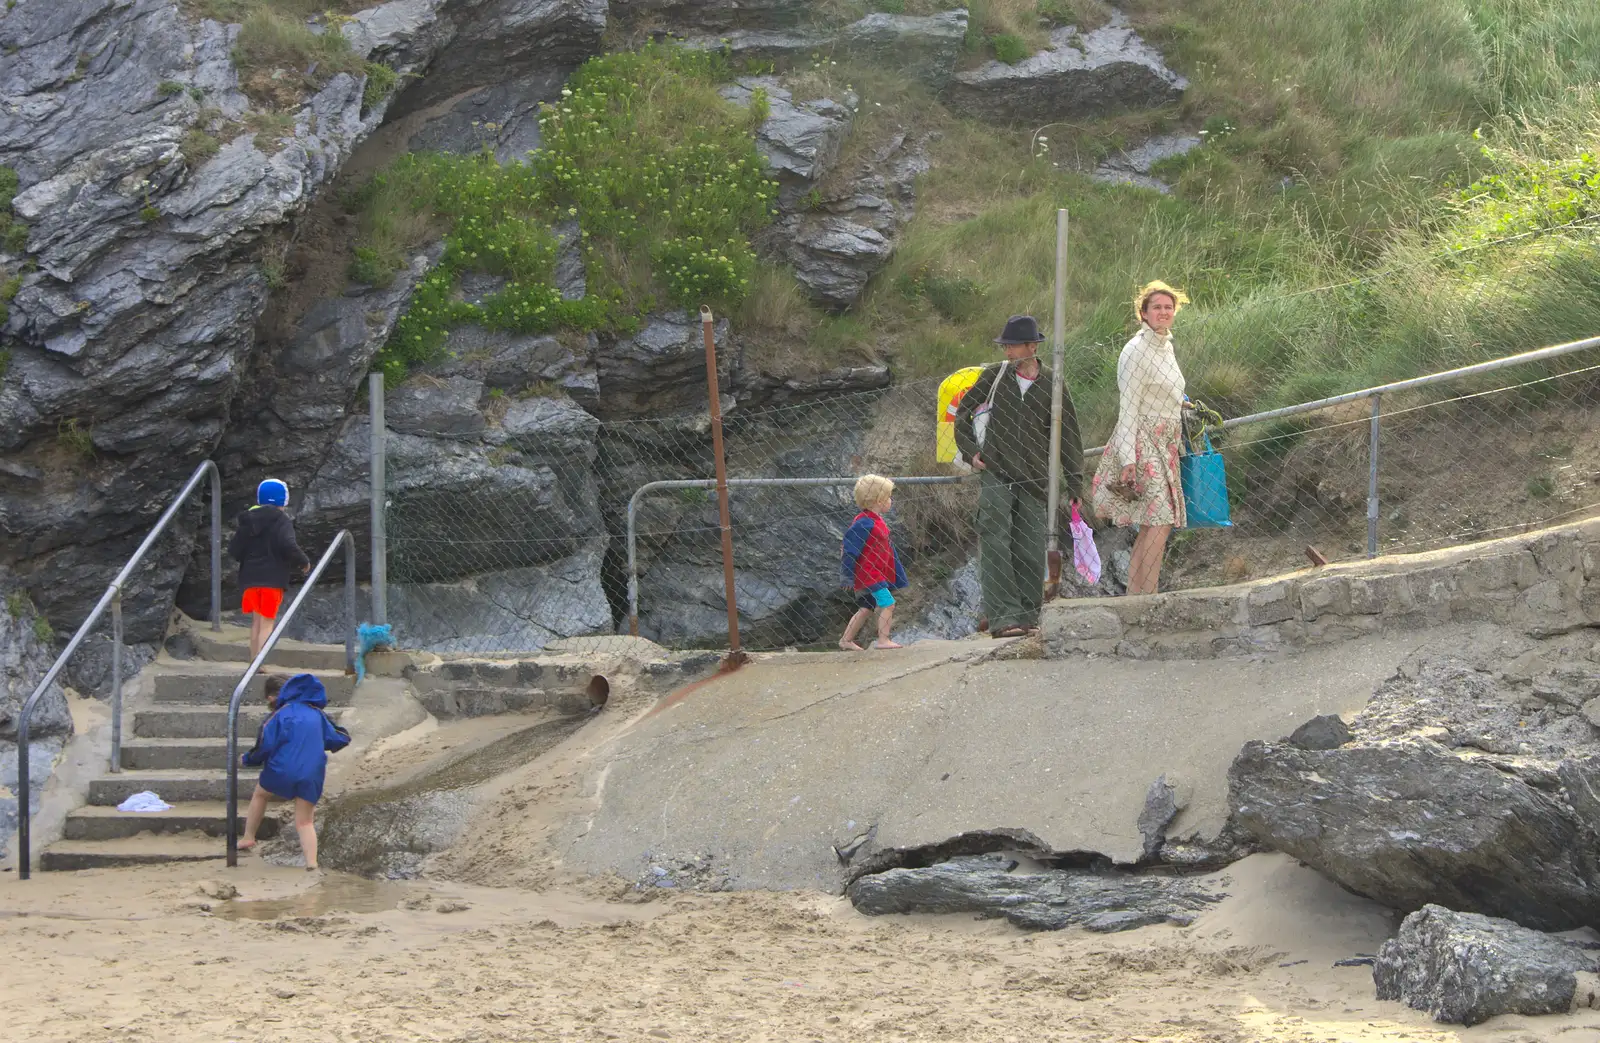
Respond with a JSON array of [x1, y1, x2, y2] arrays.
[[700, 306, 744, 662]]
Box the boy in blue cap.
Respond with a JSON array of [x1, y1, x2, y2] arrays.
[[228, 478, 310, 660], [238, 672, 350, 870]]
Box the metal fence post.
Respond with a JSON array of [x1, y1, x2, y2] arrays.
[[209, 461, 222, 632], [1045, 207, 1068, 596], [109, 596, 123, 774], [1367, 393, 1381, 559], [368, 372, 388, 627], [700, 306, 742, 660]]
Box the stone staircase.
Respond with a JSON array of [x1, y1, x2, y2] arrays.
[[41, 633, 353, 871]]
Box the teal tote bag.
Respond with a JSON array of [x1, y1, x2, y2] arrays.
[[1180, 429, 1232, 529]]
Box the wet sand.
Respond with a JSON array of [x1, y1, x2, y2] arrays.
[[3, 853, 1597, 1042]]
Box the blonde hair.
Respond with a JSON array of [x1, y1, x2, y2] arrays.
[[854, 474, 894, 510], [1134, 280, 1190, 321]]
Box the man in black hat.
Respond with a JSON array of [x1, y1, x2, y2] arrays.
[[953, 315, 1084, 637]]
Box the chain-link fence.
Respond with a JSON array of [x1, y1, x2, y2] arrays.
[[373, 328, 1600, 657], [370, 216, 1600, 656]]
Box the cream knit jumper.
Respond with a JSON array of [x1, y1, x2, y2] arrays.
[[1109, 324, 1186, 468]]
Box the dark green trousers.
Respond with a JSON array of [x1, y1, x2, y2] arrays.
[[977, 471, 1047, 631]]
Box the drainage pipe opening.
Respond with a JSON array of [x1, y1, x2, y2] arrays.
[[587, 674, 610, 709]]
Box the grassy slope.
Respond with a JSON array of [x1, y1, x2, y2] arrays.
[[768, 0, 1600, 442]]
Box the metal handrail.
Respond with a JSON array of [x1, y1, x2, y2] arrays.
[[626, 475, 971, 636], [225, 529, 356, 868], [14, 459, 222, 879], [1080, 332, 1600, 458]]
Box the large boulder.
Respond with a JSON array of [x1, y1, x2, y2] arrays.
[[944, 18, 1186, 126], [1229, 636, 1600, 931], [847, 854, 1223, 932], [1375, 904, 1600, 1026]]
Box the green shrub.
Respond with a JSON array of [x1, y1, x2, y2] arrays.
[[362, 61, 398, 111], [348, 246, 392, 287], [4, 591, 27, 620], [158, 80, 187, 97], [32, 614, 53, 645], [365, 43, 778, 382], [990, 33, 1029, 64], [182, 128, 222, 165], [57, 417, 95, 461], [139, 206, 161, 223]]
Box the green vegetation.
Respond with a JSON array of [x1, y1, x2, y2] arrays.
[[32, 614, 53, 645], [4, 591, 27, 621], [182, 0, 397, 114], [777, 0, 1600, 441], [1, 165, 24, 328], [158, 80, 187, 97], [138, 206, 161, 223], [988, 33, 1030, 65], [354, 44, 777, 383], [181, 128, 222, 165], [56, 417, 95, 461]]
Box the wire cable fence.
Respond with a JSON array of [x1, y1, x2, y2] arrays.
[[372, 321, 1600, 657]]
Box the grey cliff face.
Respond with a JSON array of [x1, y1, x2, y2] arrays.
[[0, 0, 407, 641], [1, 0, 606, 643]]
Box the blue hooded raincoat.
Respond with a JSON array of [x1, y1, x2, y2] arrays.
[[242, 674, 350, 803]]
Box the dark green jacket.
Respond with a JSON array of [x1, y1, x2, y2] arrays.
[[953, 361, 1084, 502]]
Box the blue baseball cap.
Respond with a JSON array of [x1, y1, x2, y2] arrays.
[[257, 479, 288, 506]]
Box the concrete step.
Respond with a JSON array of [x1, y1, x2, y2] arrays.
[[61, 802, 279, 841], [88, 771, 258, 806], [189, 629, 349, 671], [152, 669, 355, 706], [121, 739, 232, 772], [134, 706, 348, 740], [41, 834, 227, 872]]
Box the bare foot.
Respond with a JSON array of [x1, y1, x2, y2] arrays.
[[237, 839, 258, 852], [838, 640, 864, 651], [873, 640, 903, 649]]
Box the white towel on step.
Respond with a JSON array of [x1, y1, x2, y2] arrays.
[[116, 791, 173, 813]]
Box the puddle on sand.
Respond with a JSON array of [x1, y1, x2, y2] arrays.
[[214, 872, 407, 921]]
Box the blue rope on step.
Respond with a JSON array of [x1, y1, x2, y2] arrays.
[[355, 623, 394, 683]]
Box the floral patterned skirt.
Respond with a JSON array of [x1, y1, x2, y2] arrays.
[[1090, 418, 1187, 529]]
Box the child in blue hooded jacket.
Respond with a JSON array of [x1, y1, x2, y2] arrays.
[[238, 673, 350, 870]]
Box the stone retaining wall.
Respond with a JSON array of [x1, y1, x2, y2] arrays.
[[1043, 518, 1600, 660]]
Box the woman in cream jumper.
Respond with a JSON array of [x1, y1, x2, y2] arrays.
[[1090, 281, 1189, 595]]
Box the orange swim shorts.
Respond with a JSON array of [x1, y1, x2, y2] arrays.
[[241, 587, 285, 620]]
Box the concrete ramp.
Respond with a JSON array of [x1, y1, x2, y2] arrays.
[[561, 634, 1422, 891]]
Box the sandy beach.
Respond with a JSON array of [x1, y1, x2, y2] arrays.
[[3, 851, 1596, 1042]]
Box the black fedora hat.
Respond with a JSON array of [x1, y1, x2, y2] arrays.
[[994, 314, 1043, 345]]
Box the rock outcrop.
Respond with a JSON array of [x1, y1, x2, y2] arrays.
[[691, 11, 968, 91], [945, 18, 1187, 126], [723, 76, 927, 310], [1092, 132, 1201, 193], [1375, 904, 1600, 1026], [1230, 630, 1600, 931], [847, 853, 1223, 932], [0, 575, 71, 856]]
